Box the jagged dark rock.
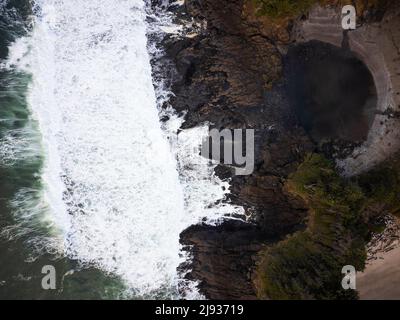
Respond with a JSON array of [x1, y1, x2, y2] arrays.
[[164, 0, 314, 299], [179, 220, 274, 300], [163, 0, 400, 299]]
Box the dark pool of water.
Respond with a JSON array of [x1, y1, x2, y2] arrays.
[[284, 40, 377, 143]]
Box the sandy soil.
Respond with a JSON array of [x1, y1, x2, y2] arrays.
[[358, 246, 400, 300]]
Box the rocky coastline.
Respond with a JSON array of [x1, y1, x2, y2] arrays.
[[155, 0, 400, 299]]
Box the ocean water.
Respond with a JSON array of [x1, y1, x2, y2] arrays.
[[0, 0, 243, 299]]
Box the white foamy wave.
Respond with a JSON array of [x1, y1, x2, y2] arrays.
[[145, 2, 245, 298], [146, 2, 244, 227], [1, 187, 64, 261], [165, 114, 245, 225], [0, 125, 39, 166], [8, 0, 187, 297], [5, 0, 244, 299]]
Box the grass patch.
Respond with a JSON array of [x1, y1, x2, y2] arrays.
[[251, 0, 320, 18]]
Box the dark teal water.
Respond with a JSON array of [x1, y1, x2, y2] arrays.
[[0, 0, 125, 300]]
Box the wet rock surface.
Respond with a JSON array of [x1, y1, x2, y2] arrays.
[[179, 220, 273, 300], [161, 0, 314, 299]]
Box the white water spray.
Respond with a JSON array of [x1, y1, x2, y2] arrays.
[[5, 0, 243, 298]]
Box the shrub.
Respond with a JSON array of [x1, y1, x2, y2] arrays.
[[254, 154, 367, 300]]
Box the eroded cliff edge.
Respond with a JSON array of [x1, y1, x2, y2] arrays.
[[158, 0, 400, 299]]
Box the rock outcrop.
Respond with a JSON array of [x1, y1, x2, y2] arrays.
[[179, 220, 273, 300], [164, 0, 315, 299], [159, 0, 400, 299]]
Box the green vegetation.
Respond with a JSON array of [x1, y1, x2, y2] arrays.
[[250, 0, 390, 19], [254, 152, 400, 299], [254, 154, 368, 300], [251, 0, 320, 18], [250, 0, 399, 300]]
